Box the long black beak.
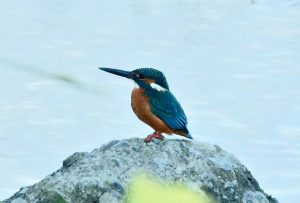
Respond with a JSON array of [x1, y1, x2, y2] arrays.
[[99, 67, 131, 79]]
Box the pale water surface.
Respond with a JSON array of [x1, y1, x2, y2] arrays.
[[0, 0, 299, 202]]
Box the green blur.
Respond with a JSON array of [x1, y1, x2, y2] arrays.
[[126, 176, 214, 203]]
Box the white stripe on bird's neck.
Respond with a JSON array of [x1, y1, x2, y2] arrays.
[[133, 81, 167, 92], [134, 81, 140, 89], [150, 83, 167, 92]]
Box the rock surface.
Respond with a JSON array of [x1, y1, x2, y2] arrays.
[[3, 138, 277, 203]]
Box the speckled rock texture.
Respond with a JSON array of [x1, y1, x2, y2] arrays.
[[3, 138, 277, 203]]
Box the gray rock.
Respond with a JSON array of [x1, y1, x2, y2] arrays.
[[3, 138, 277, 203]]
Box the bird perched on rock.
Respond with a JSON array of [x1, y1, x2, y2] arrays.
[[99, 67, 192, 142]]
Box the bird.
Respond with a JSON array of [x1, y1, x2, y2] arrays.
[[99, 67, 192, 142]]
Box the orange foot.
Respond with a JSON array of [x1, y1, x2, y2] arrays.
[[144, 132, 165, 143]]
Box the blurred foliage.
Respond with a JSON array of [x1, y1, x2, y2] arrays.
[[0, 56, 104, 94], [52, 73, 81, 86], [125, 176, 214, 203], [1, 56, 82, 85]]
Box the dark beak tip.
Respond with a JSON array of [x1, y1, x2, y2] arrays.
[[98, 67, 107, 71], [98, 67, 131, 79]]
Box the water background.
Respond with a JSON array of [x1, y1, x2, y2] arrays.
[[0, 0, 299, 202]]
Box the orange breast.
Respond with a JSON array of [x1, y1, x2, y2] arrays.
[[131, 88, 173, 134]]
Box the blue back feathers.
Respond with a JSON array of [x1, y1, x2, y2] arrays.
[[147, 90, 189, 133]]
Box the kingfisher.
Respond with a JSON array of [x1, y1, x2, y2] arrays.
[[99, 67, 192, 142]]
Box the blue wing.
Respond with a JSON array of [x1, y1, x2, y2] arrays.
[[145, 89, 188, 132]]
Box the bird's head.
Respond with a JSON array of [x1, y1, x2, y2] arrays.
[[99, 67, 169, 91]]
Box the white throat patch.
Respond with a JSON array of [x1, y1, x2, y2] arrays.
[[133, 81, 140, 88], [150, 83, 167, 92]]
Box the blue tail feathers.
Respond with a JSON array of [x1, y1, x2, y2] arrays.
[[182, 127, 193, 139], [186, 132, 193, 139]]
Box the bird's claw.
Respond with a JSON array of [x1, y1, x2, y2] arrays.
[[144, 132, 164, 143]]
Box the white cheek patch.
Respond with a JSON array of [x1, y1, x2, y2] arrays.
[[133, 81, 140, 88], [150, 83, 167, 92]]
